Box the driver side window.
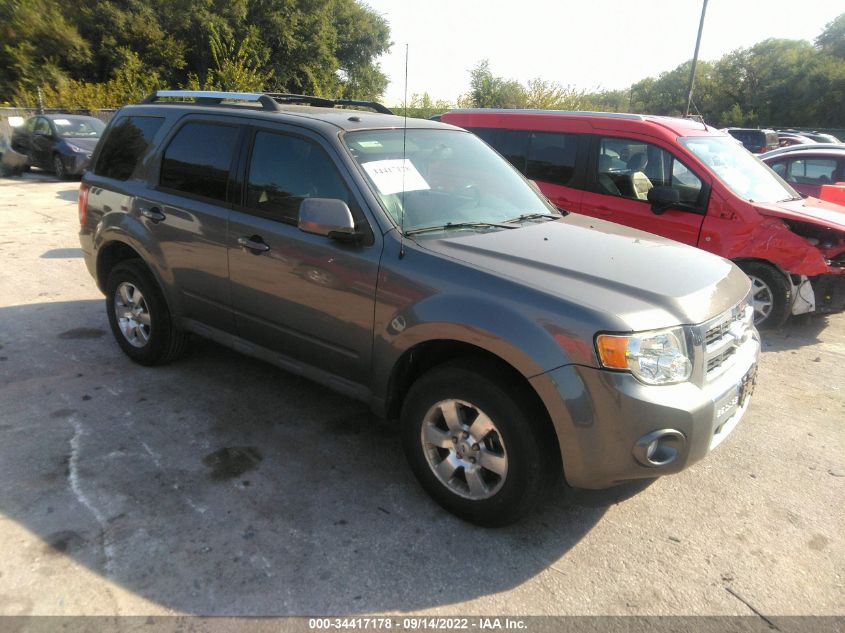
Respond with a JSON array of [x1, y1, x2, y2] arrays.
[[595, 137, 702, 206]]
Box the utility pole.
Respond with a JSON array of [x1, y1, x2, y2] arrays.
[[686, 0, 709, 117]]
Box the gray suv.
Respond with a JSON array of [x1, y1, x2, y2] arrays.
[[79, 91, 760, 525]]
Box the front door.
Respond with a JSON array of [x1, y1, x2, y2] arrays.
[[227, 127, 381, 383], [580, 136, 708, 246]]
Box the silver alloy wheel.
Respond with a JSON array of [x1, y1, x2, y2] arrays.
[[114, 282, 151, 348], [420, 399, 508, 500], [748, 275, 774, 324]]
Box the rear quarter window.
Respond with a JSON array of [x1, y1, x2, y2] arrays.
[[94, 116, 165, 180]]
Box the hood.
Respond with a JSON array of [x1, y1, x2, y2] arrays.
[[417, 215, 750, 331], [62, 138, 99, 152], [754, 196, 845, 232]]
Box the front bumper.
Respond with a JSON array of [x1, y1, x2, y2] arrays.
[[61, 153, 92, 176], [810, 273, 845, 314], [531, 329, 760, 489]]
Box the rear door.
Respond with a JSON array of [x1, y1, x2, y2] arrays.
[[138, 115, 244, 333], [227, 125, 381, 384], [780, 156, 841, 198], [579, 135, 709, 246]]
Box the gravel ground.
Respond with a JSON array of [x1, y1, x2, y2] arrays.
[[0, 171, 842, 618]]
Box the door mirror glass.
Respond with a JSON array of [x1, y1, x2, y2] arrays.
[[299, 198, 357, 240], [647, 186, 680, 214]]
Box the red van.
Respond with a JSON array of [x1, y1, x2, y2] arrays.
[[441, 110, 845, 328]]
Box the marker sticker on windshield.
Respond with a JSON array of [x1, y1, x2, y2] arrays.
[[53, 119, 71, 126], [362, 159, 430, 195]]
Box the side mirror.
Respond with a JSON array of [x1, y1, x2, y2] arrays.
[[647, 186, 680, 215], [298, 198, 359, 241]]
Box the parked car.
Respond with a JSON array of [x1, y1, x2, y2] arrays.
[[761, 148, 845, 199], [760, 143, 845, 161], [79, 90, 760, 525], [723, 127, 779, 154], [11, 114, 105, 178], [441, 109, 845, 328], [776, 132, 816, 147], [778, 129, 841, 144]]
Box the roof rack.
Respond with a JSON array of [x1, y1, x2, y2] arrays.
[[141, 90, 283, 111], [140, 90, 394, 115], [264, 93, 393, 115]]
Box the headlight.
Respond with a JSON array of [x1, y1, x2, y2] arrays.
[[66, 144, 86, 153], [596, 327, 692, 385]]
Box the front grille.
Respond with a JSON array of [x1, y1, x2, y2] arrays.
[[696, 299, 753, 383], [706, 346, 737, 373], [704, 319, 731, 346]]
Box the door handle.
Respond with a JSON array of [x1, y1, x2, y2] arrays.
[[238, 235, 271, 254], [140, 207, 166, 223]]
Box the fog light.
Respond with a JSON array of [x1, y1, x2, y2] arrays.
[[633, 429, 686, 467]]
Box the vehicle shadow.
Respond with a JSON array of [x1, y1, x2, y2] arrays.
[[55, 188, 80, 202], [0, 299, 642, 615], [762, 314, 832, 352]]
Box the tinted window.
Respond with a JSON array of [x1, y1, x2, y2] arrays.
[[596, 137, 702, 206], [246, 131, 355, 224], [465, 128, 529, 172], [494, 130, 529, 172], [160, 122, 239, 201], [94, 116, 165, 181], [33, 118, 50, 135], [526, 132, 577, 186]]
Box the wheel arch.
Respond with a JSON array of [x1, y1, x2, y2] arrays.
[[383, 339, 562, 469]]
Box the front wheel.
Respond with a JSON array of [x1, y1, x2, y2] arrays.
[[401, 359, 555, 526], [736, 261, 791, 329], [53, 154, 67, 179], [105, 260, 188, 365]]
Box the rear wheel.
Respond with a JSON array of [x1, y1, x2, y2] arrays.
[[401, 359, 555, 526], [105, 260, 188, 365], [737, 261, 791, 329]]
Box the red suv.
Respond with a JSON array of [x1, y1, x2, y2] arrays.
[[441, 110, 845, 328]]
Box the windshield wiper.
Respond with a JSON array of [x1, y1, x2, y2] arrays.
[[404, 221, 517, 236], [504, 212, 562, 224]]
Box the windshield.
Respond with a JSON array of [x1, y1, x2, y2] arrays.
[[343, 129, 557, 234], [52, 117, 105, 138], [680, 136, 799, 203]]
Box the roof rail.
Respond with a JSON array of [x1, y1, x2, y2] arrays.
[[140, 90, 282, 112], [264, 93, 393, 115]]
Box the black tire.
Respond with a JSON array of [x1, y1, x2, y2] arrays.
[[401, 358, 557, 526], [53, 154, 67, 180], [105, 260, 188, 365], [736, 261, 791, 329]]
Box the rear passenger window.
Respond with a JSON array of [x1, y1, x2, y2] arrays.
[[465, 128, 529, 172], [160, 122, 239, 202], [526, 132, 577, 186], [246, 131, 356, 224], [787, 158, 837, 185], [94, 116, 164, 180]]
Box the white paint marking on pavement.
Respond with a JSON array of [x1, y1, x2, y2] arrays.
[[68, 415, 116, 578]]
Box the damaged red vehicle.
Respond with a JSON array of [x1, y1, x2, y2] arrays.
[[441, 110, 845, 327]]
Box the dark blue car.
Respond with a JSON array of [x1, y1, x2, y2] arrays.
[[11, 114, 105, 178]]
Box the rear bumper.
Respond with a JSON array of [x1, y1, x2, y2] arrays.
[[531, 334, 760, 489]]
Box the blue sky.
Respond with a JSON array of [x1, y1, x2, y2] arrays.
[[362, 0, 843, 106]]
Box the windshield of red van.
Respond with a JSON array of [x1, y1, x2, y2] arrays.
[[680, 136, 800, 204]]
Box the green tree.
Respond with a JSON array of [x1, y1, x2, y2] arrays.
[[816, 13, 845, 58]]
